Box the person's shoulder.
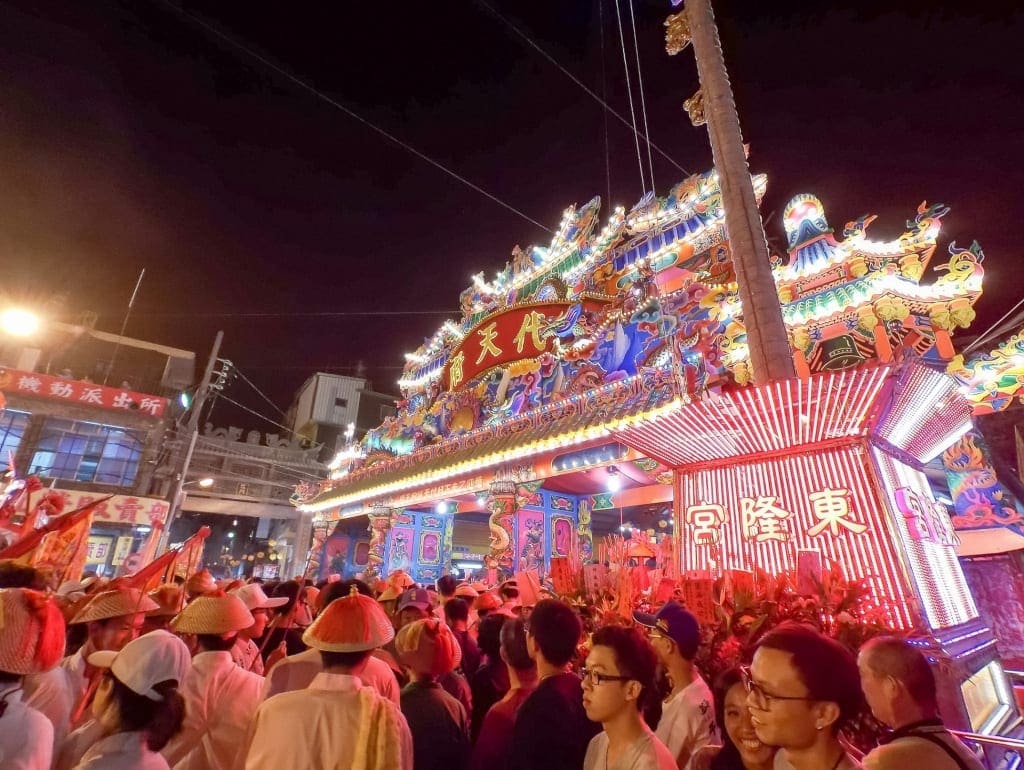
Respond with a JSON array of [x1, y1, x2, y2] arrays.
[[864, 735, 978, 770], [690, 745, 720, 770], [643, 731, 679, 770]]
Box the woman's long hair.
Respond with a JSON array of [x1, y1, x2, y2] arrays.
[[108, 674, 185, 751], [709, 667, 746, 770]]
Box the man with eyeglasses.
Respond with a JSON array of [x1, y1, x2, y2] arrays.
[[581, 625, 677, 770], [633, 601, 715, 769], [508, 599, 599, 770], [745, 623, 862, 770]]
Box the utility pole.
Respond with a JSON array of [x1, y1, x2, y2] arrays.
[[158, 330, 223, 553], [667, 0, 795, 384]]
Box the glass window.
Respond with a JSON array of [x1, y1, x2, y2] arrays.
[[30, 418, 146, 487], [0, 410, 30, 461]]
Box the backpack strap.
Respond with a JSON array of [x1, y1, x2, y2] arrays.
[[899, 730, 972, 770]]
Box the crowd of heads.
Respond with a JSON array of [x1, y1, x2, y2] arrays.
[[0, 557, 970, 769]]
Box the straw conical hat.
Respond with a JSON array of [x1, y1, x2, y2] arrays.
[[170, 591, 253, 635], [71, 588, 159, 625]]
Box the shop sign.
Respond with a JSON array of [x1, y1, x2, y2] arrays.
[[0, 367, 168, 418], [53, 488, 171, 527], [86, 535, 114, 565], [111, 535, 135, 566]]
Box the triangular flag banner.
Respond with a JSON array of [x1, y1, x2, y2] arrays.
[[34, 511, 93, 584], [123, 526, 211, 592], [0, 496, 113, 561]]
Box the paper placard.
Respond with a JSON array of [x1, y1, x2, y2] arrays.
[[514, 569, 542, 607], [583, 563, 609, 596], [680, 578, 716, 624], [796, 549, 823, 596], [654, 577, 677, 604], [549, 557, 575, 595]]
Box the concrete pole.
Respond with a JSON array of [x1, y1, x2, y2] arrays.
[[682, 0, 795, 383], [158, 330, 223, 553]]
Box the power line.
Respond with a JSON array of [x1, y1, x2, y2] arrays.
[[627, 0, 656, 193], [216, 393, 303, 438], [153, 0, 553, 234], [473, 0, 690, 178], [233, 366, 288, 419], [613, 0, 647, 195]]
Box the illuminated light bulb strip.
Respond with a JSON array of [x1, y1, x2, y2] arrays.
[[870, 447, 977, 630], [774, 227, 941, 283], [876, 366, 973, 462], [615, 366, 891, 466], [675, 445, 914, 629], [300, 389, 684, 512]]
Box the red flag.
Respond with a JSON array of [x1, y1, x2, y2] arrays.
[[0, 496, 113, 561], [123, 526, 211, 592]]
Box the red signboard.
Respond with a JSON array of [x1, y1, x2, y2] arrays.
[[442, 300, 604, 391], [0, 368, 168, 418]]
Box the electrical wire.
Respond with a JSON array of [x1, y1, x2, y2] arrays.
[[627, 0, 656, 193], [961, 296, 1024, 355], [215, 393, 303, 438], [233, 366, 288, 419], [612, 0, 648, 196], [152, 0, 553, 235], [473, 0, 690, 177]]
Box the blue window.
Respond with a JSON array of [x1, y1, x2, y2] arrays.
[[0, 409, 30, 462], [30, 418, 146, 487]]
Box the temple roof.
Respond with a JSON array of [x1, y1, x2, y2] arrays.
[[301, 369, 679, 514]]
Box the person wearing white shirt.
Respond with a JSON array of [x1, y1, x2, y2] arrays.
[[240, 586, 412, 770], [633, 601, 716, 770], [162, 592, 262, 770], [261, 580, 400, 703], [69, 629, 192, 770], [0, 588, 66, 770], [26, 586, 158, 748], [581, 626, 676, 770], [229, 584, 289, 675]]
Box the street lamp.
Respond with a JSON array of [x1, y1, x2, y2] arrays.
[[183, 477, 214, 489], [0, 308, 40, 337]]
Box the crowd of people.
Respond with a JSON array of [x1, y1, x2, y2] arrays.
[[0, 561, 989, 770]]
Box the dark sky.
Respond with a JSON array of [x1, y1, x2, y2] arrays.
[[1, 0, 1021, 431]]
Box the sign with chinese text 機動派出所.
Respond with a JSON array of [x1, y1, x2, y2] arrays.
[[0, 368, 168, 418]]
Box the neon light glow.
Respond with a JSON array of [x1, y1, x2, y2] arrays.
[[870, 446, 978, 629], [675, 444, 914, 630]]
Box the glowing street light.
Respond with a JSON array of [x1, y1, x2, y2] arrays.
[[0, 308, 40, 337], [197, 477, 214, 488]]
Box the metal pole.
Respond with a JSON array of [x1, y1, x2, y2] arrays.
[[158, 330, 223, 553], [682, 0, 795, 384]]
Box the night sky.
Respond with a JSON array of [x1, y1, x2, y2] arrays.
[[1, 0, 1021, 431]]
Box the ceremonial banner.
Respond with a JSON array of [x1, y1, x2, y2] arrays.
[[549, 557, 576, 595], [681, 578, 716, 624], [0, 496, 113, 561]]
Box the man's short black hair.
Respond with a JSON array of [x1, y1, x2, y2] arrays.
[[444, 597, 469, 624], [477, 613, 507, 659], [436, 575, 458, 598], [196, 634, 237, 652], [527, 599, 581, 667], [591, 625, 657, 711], [321, 649, 372, 670], [500, 617, 534, 671]]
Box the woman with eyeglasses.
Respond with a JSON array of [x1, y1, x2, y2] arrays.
[[745, 624, 864, 770], [581, 625, 676, 770], [691, 668, 775, 770]]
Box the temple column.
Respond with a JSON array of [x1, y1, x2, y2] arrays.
[[483, 480, 518, 581], [365, 505, 394, 581]]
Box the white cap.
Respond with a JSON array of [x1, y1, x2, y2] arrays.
[[230, 583, 288, 611], [88, 630, 191, 702]]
